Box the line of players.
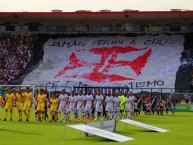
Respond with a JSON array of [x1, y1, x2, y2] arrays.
[[35, 89, 137, 122], [0, 88, 135, 122], [0, 87, 175, 122], [0, 87, 33, 121], [56, 89, 123, 122], [47, 89, 174, 122]]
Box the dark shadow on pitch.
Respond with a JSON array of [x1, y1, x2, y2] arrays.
[[0, 128, 41, 135], [139, 129, 158, 133], [99, 139, 118, 142]]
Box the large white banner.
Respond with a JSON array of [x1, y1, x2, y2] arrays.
[[85, 119, 116, 136], [66, 124, 133, 142], [23, 34, 184, 88], [119, 119, 168, 133]]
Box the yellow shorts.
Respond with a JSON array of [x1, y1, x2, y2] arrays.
[[50, 106, 58, 112], [5, 103, 13, 111], [37, 103, 45, 111], [17, 102, 24, 111], [23, 102, 31, 111]]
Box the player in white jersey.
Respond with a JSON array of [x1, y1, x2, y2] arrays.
[[94, 91, 104, 120], [58, 89, 69, 122], [91, 92, 97, 119], [113, 93, 120, 119], [129, 92, 136, 102], [84, 90, 93, 121], [125, 93, 133, 119], [68, 91, 77, 121], [76, 90, 85, 121], [128, 92, 136, 116], [105, 93, 114, 119]]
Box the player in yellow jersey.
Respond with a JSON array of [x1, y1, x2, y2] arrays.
[[36, 89, 47, 121], [0, 94, 4, 120], [43, 90, 49, 121], [23, 87, 33, 121], [49, 92, 59, 122], [4, 88, 15, 121], [15, 88, 24, 121]]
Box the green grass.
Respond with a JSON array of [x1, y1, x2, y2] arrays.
[[0, 108, 193, 145]]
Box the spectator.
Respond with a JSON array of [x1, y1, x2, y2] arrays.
[[0, 33, 36, 84], [191, 68, 193, 89]]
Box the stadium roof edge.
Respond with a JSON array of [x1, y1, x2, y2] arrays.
[[1, 11, 193, 15]]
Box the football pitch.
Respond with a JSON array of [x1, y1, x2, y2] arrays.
[[0, 110, 193, 145]]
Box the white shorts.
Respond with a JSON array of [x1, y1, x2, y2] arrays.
[[84, 105, 92, 112], [58, 105, 68, 113], [95, 105, 103, 112], [105, 105, 113, 112], [113, 106, 120, 112], [77, 104, 84, 111], [68, 106, 76, 113], [125, 105, 132, 111]]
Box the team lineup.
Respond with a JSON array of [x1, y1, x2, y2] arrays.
[[0, 87, 175, 122]]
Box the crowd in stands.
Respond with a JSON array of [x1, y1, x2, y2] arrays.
[[0, 33, 37, 84], [191, 68, 193, 89]]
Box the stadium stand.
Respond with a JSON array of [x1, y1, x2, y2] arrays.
[[0, 33, 42, 85], [0, 33, 32, 84], [175, 33, 193, 90], [0, 32, 193, 93]]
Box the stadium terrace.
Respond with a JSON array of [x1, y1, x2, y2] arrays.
[[0, 11, 193, 33]]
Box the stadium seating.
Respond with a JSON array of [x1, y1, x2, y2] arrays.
[[0, 33, 38, 84]]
